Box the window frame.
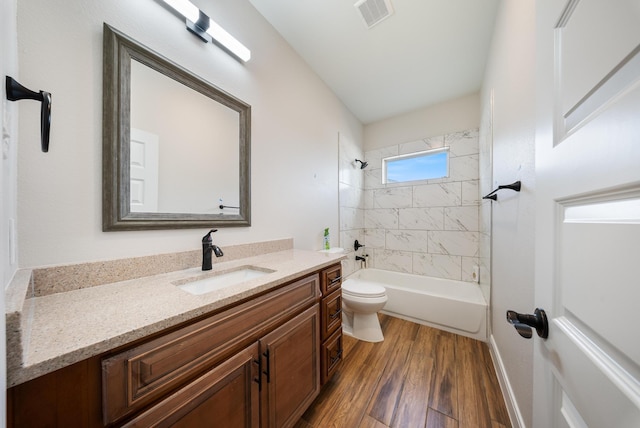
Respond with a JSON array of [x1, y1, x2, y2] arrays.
[[381, 147, 450, 184]]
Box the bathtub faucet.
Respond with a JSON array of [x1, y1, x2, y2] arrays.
[[355, 254, 368, 268]]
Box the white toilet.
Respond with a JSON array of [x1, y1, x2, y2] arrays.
[[341, 280, 387, 342]]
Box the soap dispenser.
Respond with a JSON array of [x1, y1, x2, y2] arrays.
[[202, 229, 224, 271]]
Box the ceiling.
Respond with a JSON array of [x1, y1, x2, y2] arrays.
[[248, 0, 500, 124]]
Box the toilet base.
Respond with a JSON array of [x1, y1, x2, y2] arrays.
[[343, 312, 384, 343]]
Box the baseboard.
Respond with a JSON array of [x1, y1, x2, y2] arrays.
[[488, 334, 526, 428]]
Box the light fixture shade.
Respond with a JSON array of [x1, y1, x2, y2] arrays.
[[206, 22, 251, 62], [162, 0, 251, 62]]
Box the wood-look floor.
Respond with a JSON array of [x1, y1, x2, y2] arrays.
[[297, 314, 511, 428]]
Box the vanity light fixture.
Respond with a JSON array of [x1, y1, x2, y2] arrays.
[[162, 0, 251, 62]]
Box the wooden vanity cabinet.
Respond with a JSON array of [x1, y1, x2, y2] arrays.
[[101, 275, 319, 425], [124, 305, 320, 428], [7, 263, 342, 428], [319, 263, 343, 384]]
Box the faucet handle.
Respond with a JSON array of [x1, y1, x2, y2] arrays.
[[202, 229, 218, 243], [354, 239, 365, 251]]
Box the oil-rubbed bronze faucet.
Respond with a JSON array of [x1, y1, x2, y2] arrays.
[[202, 229, 224, 270], [355, 254, 368, 268]]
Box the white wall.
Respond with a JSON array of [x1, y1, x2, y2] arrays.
[[363, 92, 480, 151], [480, 0, 536, 426], [16, 0, 361, 268], [1, 0, 19, 421]]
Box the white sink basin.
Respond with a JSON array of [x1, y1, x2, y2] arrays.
[[176, 267, 274, 295]]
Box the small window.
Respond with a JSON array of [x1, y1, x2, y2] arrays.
[[382, 148, 449, 184]]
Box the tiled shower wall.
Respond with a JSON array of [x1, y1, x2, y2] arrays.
[[338, 134, 365, 277], [339, 129, 480, 282]]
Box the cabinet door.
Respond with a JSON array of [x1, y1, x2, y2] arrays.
[[260, 305, 320, 428], [123, 343, 260, 428]]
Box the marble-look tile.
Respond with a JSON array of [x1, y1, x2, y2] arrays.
[[364, 168, 385, 190], [364, 228, 386, 249], [371, 249, 412, 273], [385, 230, 430, 252], [339, 160, 364, 189], [341, 258, 357, 278], [428, 231, 479, 257], [444, 206, 479, 231], [364, 146, 398, 168], [479, 257, 491, 302], [338, 127, 482, 286], [461, 180, 480, 206], [339, 182, 363, 208], [449, 154, 479, 182], [461, 257, 480, 283], [399, 139, 428, 155], [480, 203, 492, 231], [445, 129, 479, 157], [373, 187, 413, 209], [422, 176, 448, 186], [398, 207, 444, 230], [479, 231, 491, 256], [412, 253, 462, 280], [423, 135, 445, 150], [364, 208, 399, 229], [413, 182, 462, 207], [340, 230, 364, 251], [363, 189, 375, 209], [340, 207, 365, 231]]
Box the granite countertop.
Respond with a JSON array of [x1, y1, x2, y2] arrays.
[[6, 247, 345, 387]]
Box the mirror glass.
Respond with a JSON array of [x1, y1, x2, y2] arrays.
[[103, 24, 251, 230]]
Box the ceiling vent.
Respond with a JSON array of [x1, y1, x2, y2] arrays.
[[354, 0, 394, 29]]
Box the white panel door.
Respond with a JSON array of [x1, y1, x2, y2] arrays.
[[533, 1, 640, 427], [130, 128, 159, 213]]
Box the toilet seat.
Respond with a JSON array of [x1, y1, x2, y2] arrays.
[[342, 281, 386, 298]]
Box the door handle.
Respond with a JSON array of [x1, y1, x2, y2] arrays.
[[506, 308, 548, 339]]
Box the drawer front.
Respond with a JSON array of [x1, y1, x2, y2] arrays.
[[123, 343, 260, 428], [321, 328, 343, 385], [102, 274, 320, 425], [321, 288, 342, 340], [321, 263, 342, 296]]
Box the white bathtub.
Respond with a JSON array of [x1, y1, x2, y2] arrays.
[[344, 268, 487, 341]]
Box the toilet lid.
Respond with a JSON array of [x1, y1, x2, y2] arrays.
[[342, 281, 386, 298]]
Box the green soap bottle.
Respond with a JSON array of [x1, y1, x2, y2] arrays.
[[323, 228, 330, 250]]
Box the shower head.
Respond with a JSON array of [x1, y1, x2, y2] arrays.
[[355, 159, 368, 169]]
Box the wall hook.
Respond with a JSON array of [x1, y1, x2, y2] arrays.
[[482, 180, 521, 201], [5, 76, 52, 152]]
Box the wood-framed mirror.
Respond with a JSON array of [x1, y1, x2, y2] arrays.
[[102, 24, 251, 231]]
